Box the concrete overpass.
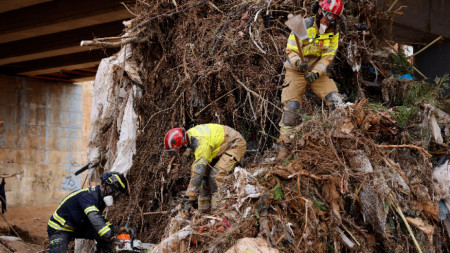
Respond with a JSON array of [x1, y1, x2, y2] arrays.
[[389, 0, 450, 80], [0, 0, 133, 82], [0, 0, 448, 83]]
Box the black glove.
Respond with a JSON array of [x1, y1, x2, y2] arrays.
[[305, 72, 319, 83], [295, 59, 308, 72]]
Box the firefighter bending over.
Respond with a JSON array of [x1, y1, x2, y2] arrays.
[[164, 124, 247, 212], [47, 171, 127, 253]]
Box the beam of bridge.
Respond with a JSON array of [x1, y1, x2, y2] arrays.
[[390, 0, 450, 44], [387, 0, 450, 80], [0, 0, 133, 82]]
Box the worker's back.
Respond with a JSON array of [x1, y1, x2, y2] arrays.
[[48, 185, 104, 231]]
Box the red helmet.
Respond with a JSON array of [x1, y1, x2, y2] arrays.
[[319, 0, 344, 21], [164, 128, 187, 150]]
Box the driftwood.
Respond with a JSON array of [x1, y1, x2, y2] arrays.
[[80, 36, 146, 48]]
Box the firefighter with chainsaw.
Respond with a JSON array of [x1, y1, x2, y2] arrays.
[[164, 124, 247, 212], [278, 0, 345, 160], [47, 171, 128, 253]]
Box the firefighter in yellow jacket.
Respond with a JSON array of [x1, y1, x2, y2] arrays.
[[278, 0, 345, 158], [164, 124, 246, 211]]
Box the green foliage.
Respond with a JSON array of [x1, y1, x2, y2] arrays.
[[389, 50, 413, 75], [313, 199, 327, 211], [250, 210, 260, 219], [404, 74, 449, 109], [387, 216, 395, 229], [282, 157, 290, 166], [326, 243, 334, 253], [272, 183, 285, 201], [394, 106, 417, 128], [368, 102, 388, 112], [303, 115, 312, 122]]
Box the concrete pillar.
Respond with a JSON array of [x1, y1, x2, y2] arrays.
[[0, 74, 92, 207]]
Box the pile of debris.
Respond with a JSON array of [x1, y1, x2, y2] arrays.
[[79, 0, 450, 252]]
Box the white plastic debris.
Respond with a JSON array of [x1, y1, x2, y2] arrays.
[[432, 158, 450, 210], [225, 238, 279, 253], [149, 225, 192, 253], [243, 206, 252, 218], [111, 87, 138, 175], [233, 167, 262, 210]]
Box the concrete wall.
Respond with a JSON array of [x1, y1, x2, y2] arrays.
[[0, 74, 92, 207]]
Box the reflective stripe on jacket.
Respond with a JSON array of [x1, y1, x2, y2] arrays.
[[47, 185, 111, 237], [285, 17, 339, 77]]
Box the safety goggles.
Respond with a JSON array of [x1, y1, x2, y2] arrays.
[[322, 10, 340, 24]]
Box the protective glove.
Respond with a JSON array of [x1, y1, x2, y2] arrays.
[[295, 59, 308, 72], [305, 72, 319, 83]]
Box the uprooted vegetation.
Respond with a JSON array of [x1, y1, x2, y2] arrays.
[[82, 0, 450, 252]]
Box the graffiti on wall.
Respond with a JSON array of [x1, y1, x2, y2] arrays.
[[31, 170, 52, 191], [60, 167, 81, 191]]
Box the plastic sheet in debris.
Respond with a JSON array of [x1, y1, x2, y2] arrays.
[[146, 225, 192, 253], [87, 45, 140, 176], [233, 167, 262, 210], [433, 158, 450, 210], [224, 237, 279, 253], [111, 86, 138, 175]]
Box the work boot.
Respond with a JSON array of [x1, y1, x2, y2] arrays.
[[210, 193, 219, 211], [198, 178, 211, 213], [276, 129, 293, 162], [198, 195, 211, 213]]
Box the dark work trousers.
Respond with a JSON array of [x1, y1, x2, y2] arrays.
[[0, 178, 6, 214], [47, 226, 112, 253]]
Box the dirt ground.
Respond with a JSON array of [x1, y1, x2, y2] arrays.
[[0, 205, 57, 252]]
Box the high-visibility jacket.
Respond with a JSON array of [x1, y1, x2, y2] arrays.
[[187, 124, 242, 166], [285, 17, 339, 77], [47, 185, 113, 238]]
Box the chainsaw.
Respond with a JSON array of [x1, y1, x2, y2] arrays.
[[113, 227, 155, 252]]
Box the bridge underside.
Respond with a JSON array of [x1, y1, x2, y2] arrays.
[[0, 0, 133, 82], [0, 0, 448, 83], [387, 0, 450, 79]]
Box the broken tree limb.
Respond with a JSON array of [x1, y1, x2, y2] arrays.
[[288, 170, 323, 180], [390, 194, 423, 253], [0, 212, 21, 240], [410, 36, 443, 58], [132, 0, 208, 32], [166, 156, 176, 174], [434, 107, 450, 122], [376, 148, 417, 196], [405, 217, 434, 236], [328, 133, 350, 171], [412, 65, 427, 79], [143, 211, 169, 215], [376, 144, 432, 157], [80, 36, 146, 48], [387, 0, 399, 12], [194, 87, 238, 117], [231, 73, 282, 112]]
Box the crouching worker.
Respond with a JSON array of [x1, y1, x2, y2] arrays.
[[278, 0, 345, 161], [47, 171, 128, 253], [164, 124, 247, 212]]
